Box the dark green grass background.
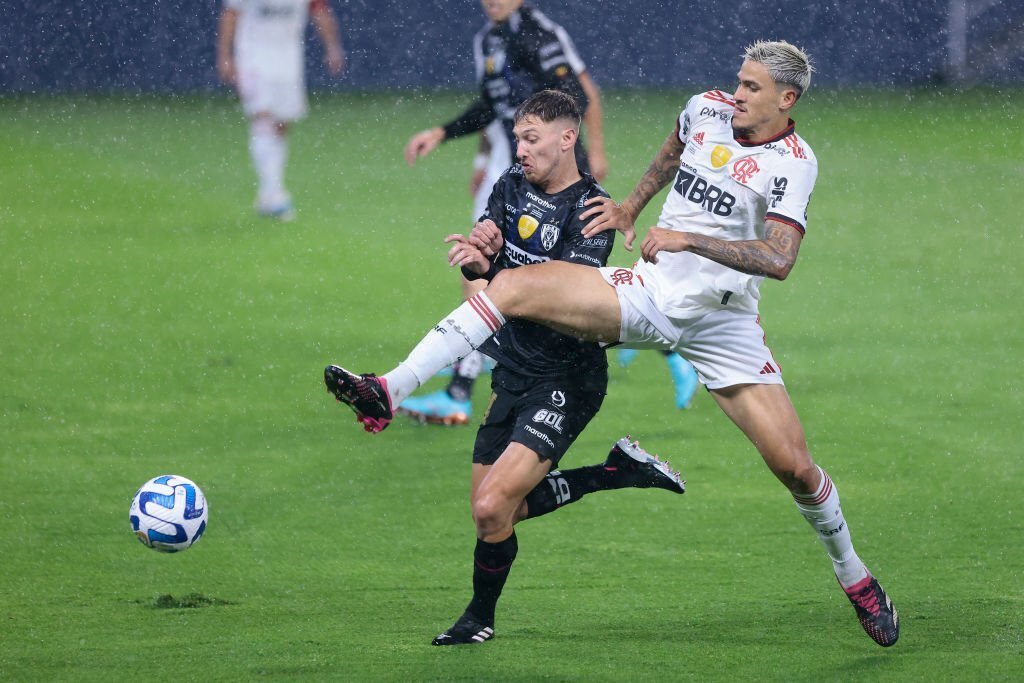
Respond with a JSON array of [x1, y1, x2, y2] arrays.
[[1, 89, 1021, 680]]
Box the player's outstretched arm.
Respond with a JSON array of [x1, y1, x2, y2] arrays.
[[640, 220, 803, 280], [405, 127, 446, 166], [578, 72, 607, 182], [215, 8, 239, 86], [311, 3, 345, 75], [579, 129, 686, 251]]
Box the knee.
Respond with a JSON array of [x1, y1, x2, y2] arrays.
[[471, 491, 511, 537], [776, 458, 820, 494], [487, 268, 527, 316], [761, 438, 818, 491]]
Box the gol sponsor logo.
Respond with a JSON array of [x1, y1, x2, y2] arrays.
[[711, 145, 733, 169]]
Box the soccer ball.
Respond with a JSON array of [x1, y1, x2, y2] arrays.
[[129, 475, 208, 553]]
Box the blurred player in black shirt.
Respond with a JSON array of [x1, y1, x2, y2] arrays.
[[424, 91, 685, 645], [398, 0, 607, 426], [405, 0, 606, 179]]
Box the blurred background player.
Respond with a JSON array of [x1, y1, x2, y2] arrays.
[[616, 348, 700, 409], [216, 0, 344, 221], [398, 0, 606, 426]]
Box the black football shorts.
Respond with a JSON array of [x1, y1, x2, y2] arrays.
[[472, 376, 605, 467]]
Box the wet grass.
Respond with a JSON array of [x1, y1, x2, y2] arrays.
[[0, 88, 1022, 680]]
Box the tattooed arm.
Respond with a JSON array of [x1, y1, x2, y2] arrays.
[[580, 130, 686, 251], [639, 219, 804, 281]]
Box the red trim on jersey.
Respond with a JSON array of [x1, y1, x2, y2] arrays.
[[783, 133, 807, 159], [766, 213, 806, 235], [703, 90, 736, 107], [735, 119, 796, 147]]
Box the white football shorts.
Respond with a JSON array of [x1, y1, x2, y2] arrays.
[[598, 266, 785, 390], [237, 68, 308, 122]]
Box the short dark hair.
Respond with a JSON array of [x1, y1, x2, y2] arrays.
[[513, 89, 581, 127]]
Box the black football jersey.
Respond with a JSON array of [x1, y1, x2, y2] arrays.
[[465, 165, 613, 387], [442, 3, 589, 155]]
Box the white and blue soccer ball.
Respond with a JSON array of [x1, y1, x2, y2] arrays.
[[129, 475, 208, 553]]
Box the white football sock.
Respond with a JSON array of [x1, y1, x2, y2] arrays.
[[793, 466, 869, 589], [249, 118, 288, 206], [382, 292, 505, 405]]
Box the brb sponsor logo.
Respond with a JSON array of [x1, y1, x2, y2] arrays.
[[674, 168, 737, 216], [532, 408, 565, 433]]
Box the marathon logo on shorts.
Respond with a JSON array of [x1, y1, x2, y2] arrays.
[[524, 424, 556, 448], [532, 409, 565, 434], [505, 242, 550, 266], [674, 169, 737, 216]]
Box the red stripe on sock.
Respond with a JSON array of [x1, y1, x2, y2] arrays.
[[474, 559, 513, 573], [794, 473, 833, 506], [469, 294, 502, 332]]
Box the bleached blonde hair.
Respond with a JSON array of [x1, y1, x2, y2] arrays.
[[743, 40, 815, 97]]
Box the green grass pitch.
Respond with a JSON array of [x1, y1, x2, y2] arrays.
[[1, 88, 1022, 680]]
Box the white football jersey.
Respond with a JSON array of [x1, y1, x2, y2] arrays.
[[636, 89, 818, 316], [226, 0, 314, 80]]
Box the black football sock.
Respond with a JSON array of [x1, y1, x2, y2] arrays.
[[465, 532, 518, 626], [446, 354, 482, 402], [446, 374, 475, 402], [523, 465, 620, 520]]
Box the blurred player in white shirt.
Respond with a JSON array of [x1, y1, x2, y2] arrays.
[[326, 40, 899, 648], [217, 0, 344, 220]]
